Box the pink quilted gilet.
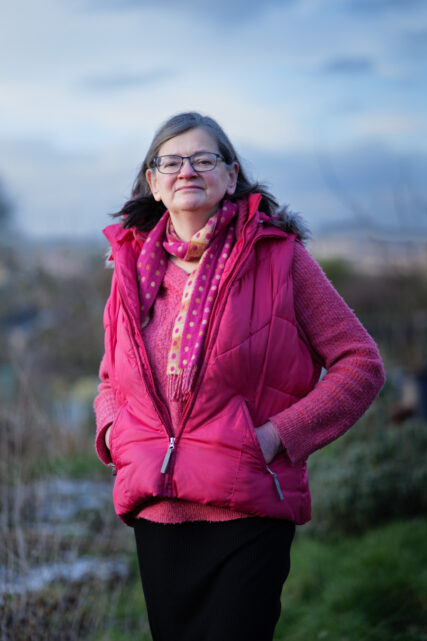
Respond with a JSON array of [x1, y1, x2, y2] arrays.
[[95, 193, 384, 526]]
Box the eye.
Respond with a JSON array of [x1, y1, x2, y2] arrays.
[[192, 154, 216, 169], [162, 157, 180, 169]]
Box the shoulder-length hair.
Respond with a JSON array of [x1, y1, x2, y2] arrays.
[[115, 112, 280, 231]]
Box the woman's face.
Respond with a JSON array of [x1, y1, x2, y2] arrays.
[[145, 127, 238, 222]]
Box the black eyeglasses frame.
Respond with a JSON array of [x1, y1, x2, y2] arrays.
[[152, 152, 223, 174]]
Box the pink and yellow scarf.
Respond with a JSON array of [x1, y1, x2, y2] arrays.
[[136, 200, 238, 400]]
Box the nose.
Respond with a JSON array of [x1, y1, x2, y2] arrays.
[[178, 157, 198, 178]]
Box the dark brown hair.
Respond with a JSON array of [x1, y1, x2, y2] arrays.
[[115, 112, 280, 231]]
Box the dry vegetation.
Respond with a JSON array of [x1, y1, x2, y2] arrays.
[[1, 237, 426, 639]]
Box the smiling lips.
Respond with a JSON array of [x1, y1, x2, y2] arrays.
[[176, 185, 203, 192]]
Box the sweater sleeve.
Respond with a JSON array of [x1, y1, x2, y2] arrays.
[[93, 353, 116, 465], [269, 241, 386, 464]]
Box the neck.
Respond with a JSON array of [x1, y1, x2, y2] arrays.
[[169, 208, 217, 241]]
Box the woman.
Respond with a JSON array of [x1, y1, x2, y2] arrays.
[[94, 112, 385, 641]]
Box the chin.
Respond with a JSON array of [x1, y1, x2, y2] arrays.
[[174, 194, 206, 210]]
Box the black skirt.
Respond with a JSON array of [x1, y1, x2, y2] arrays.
[[134, 517, 295, 641]]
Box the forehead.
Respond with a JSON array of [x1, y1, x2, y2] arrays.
[[158, 127, 219, 156]]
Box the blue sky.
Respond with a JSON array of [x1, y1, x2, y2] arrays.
[[1, 0, 426, 238]]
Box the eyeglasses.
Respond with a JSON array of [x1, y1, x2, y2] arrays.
[[153, 152, 223, 174]]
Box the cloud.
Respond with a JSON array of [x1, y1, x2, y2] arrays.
[[0, 137, 138, 238], [79, 69, 175, 92], [238, 141, 427, 235], [348, 0, 425, 12], [1, 0, 426, 230], [322, 56, 375, 75], [353, 112, 422, 138], [80, 0, 295, 23], [403, 26, 427, 53], [2, 134, 426, 239]]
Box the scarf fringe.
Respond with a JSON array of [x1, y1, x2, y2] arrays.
[[167, 366, 197, 401]]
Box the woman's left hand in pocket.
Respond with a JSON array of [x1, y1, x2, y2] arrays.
[[254, 421, 283, 464]]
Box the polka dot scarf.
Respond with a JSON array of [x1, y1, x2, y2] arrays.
[[136, 200, 238, 400]]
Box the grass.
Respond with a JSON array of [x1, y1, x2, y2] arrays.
[[90, 554, 152, 641], [23, 446, 110, 481], [48, 450, 108, 480], [276, 518, 427, 641]]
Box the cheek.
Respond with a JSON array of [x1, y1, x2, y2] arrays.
[[206, 173, 225, 191], [215, 170, 232, 190], [158, 178, 175, 197]]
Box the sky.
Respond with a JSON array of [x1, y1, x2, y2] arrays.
[[1, 0, 427, 239]]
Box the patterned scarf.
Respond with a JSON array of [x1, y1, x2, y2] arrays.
[[136, 200, 238, 400]]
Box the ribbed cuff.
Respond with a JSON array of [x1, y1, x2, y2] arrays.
[[269, 405, 312, 465], [95, 422, 113, 466]]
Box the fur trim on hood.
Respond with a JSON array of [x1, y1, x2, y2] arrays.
[[270, 205, 311, 245]]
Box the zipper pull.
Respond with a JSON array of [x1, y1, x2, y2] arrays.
[[266, 465, 284, 501], [161, 437, 175, 474]]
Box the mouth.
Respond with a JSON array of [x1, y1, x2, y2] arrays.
[[175, 185, 203, 192]]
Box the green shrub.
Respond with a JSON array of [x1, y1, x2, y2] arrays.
[[276, 519, 427, 641], [306, 400, 427, 537]]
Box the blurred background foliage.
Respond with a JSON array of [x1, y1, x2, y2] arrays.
[[2, 0, 427, 635], [1, 179, 426, 639]]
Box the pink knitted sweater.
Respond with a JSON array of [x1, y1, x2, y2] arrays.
[[123, 240, 383, 523]]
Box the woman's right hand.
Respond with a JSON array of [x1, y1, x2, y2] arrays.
[[254, 421, 283, 464], [105, 425, 112, 450]]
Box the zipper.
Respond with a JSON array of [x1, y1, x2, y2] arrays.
[[112, 222, 285, 492], [107, 462, 117, 477], [160, 437, 176, 474], [175, 227, 280, 435], [266, 465, 284, 501], [115, 270, 173, 435], [243, 400, 285, 503], [114, 259, 176, 493]]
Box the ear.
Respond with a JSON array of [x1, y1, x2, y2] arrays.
[[225, 162, 239, 195], [145, 168, 162, 202]]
